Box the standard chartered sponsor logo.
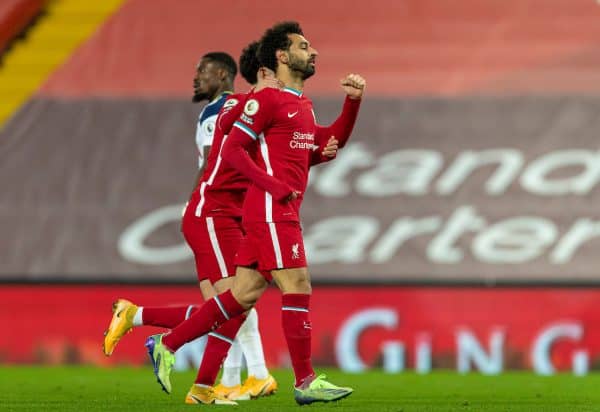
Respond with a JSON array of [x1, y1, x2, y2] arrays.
[[290, 131, 316, 150], [302, 208, 600, 265], [290, 141, 317, 150], [308, 144, 600, 197], [292, 131, 314, 140], [119, 208, 600, 267], [118, 143, 600, 268]]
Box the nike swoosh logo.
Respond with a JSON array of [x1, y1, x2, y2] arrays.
[[189, 394, 204, 404], [288, 111, 298, 118]]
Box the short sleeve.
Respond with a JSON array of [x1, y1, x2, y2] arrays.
[[217, 95, 246, 135]]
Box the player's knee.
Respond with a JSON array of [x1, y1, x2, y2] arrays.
[[276, 272, 311, 294], [292, 279, 311, 294], [231, 277, 266, 309], [233, 288, 260, 309]]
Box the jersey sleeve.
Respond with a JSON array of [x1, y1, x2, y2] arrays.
[[217, 94, 249, 135], [230, 88, 277, 141], [314, 96, 361, 148]]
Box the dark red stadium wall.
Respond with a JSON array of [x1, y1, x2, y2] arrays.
[[38, 0, 600, 98], [4, 96, 600, 283], [2, 284, 600, 374]]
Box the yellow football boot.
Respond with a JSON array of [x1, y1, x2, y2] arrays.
[[185, 385, 238, 405], [213, 383, 242, 400], [102, 298, 138, 356], [229, 375, 278, 400]]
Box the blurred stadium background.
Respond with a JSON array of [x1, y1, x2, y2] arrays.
[[3, 0, 600, 380]]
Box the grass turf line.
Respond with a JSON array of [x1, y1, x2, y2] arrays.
[[0, 367, 599, 411]]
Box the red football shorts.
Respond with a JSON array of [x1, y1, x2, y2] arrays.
[[181, 199, 242, 284], [235, 221, 307, 274]]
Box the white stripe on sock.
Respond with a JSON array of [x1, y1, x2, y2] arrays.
[[214, 296, 230, 320], [282, 306, 309, 312], [208, 331, 234, 345], [185, 305, 194, 320]]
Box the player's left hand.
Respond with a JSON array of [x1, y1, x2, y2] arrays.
[[322, 136, 339, 158], [340, 73, 366, 100], [286, 190, 302, 202]]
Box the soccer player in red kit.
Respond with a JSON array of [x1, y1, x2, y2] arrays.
[[180, 51, 339, 404], [108, 42, 339, 405], [102, 47, 286, 404], [145, 22, 365, 405], [176, 44, 280, 404]]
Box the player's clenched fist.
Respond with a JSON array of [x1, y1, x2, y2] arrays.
[[340, 73, 366, 100]]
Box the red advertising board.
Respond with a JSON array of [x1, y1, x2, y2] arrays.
[[2, 285, 599, 375]]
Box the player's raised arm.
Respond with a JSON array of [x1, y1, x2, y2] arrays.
[[315, 73, 366, 148]]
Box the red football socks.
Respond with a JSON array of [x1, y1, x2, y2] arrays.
[[282, 293, 315, 387], [194, 313, 247, 386], [162, 290, 245, 352], [142, 305, 197, 328]]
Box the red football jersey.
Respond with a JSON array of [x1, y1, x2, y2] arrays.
[[227, 87, 337, 223], [194, 92, 252, 218]]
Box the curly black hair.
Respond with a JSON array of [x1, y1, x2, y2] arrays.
[[257, 21, 303, 72], [239, 41, 260, 85], [202, 52, 237, 80]]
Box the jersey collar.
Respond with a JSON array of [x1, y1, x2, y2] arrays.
[[282, 86, 303, 97], [208, 91, 234, 105]]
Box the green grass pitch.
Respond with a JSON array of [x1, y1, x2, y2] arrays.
[[1, 367, 599, 411]]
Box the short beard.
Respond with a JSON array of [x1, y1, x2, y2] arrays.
[[288, 56, 315, 80], [301, 67, 315, 80], [192, 92, 208, 103]]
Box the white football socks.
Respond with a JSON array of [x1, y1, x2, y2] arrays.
[[221, 340, 243, 387], [238, 308, 269, 379]]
